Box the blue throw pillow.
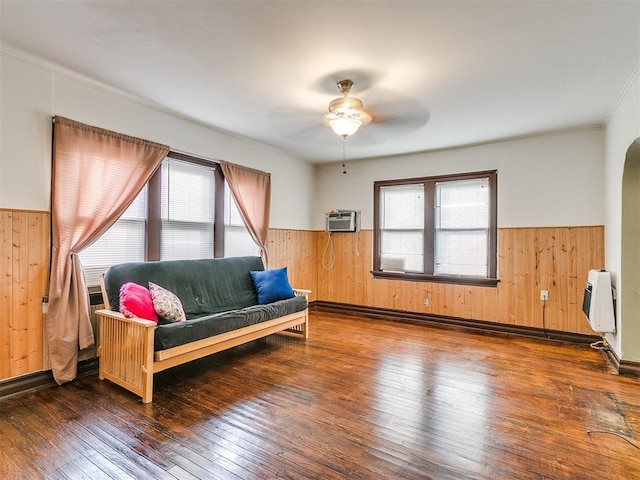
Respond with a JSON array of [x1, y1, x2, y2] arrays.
[[250, 267, 295, 305]]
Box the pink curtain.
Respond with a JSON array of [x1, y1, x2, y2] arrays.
[[48, 117, 169, 384], [220, 161, 271, 266]]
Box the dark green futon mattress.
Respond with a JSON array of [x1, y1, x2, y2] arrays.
[[153, 295, 307, 351]]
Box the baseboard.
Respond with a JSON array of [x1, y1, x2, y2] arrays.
[[0, 358, 99, 402], [602, 346, 640, 377], [603, 347, 621, 373], [312, 301, 601, 345], [4, 303, 633, 402], [620, 358, 640, 377]]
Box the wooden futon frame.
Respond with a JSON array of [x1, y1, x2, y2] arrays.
[[95, 280, 310, 403]]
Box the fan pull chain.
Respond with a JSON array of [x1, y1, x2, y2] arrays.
[[342, 138, 347, 174]]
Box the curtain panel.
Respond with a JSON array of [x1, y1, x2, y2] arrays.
[[220, 161, 271, 266], [48, 116, 169, 384]]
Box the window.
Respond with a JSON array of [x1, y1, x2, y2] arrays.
[[373, 170, 497, 286], [379, 183, 425, 273], [80, 152, 258, 287], [160, 158, 215, 260], [224, 183, 259, 257], [80, 186, 147, 287]]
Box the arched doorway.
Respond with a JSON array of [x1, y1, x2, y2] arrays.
[[621, 138, 640, 361]]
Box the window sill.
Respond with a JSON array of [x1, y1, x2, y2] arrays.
[[371, 270, 499, 287]]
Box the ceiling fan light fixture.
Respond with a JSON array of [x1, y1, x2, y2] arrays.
[[326, 116, 363, 137], [322, 79, 372, 138]]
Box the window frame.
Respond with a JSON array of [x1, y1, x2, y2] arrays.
[[373, 170, 498, 287], [83, 151, 258, 293], [146, 151, 225, 260]]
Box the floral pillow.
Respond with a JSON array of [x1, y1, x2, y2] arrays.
[[119, 282, 158, 323], [149, 282, 186, 323]]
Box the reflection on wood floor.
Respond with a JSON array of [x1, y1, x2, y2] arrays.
[[2, 310, 640, 479]]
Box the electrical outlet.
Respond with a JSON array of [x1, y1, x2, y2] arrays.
[[423, 297, 429, 306], [540, 290, 549, 301]]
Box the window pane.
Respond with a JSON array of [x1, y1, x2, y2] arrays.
[[436, 178, 489, 229], [162, 159, 215, 223], [225, 225, 259, 257], [434, 178, 489, 276], [380, 230, 424, 272], [161, 158, 215, 260], [434, 230, 488, 276], [224, 182, 259, 257], [380, 184, 424, 272], [78, 187, 147, 287], [160, 220, 213, 260], [380, 184, 424, 229]]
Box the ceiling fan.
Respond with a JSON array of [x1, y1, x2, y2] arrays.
[[321, 79, 372, 138], [268, 71, 430, 147]]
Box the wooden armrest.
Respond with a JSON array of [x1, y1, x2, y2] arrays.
[[293, 288, 311, 300], [94, 309, 157, 328]]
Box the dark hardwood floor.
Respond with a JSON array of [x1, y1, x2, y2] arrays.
[[2, 311, 640, 479]]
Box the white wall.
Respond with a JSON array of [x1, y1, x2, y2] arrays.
[[0, 52, 316, 230], [315, 128, 605, 230], [0, 50, 608, 233], [604, 69, 640, 360]]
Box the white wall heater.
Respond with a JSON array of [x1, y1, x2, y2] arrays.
[[582, 269, 616, 333]]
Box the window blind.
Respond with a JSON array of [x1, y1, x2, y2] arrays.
[[161, 158, 215, 260], [379, 183, 424, 272], [434, 177, 489, 276], [78, 186, 147, 287], [223, 182, 259, 257]]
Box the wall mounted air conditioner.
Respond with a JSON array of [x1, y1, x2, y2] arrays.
[[582, 269, 616, 333], [326, 210, 360, 233]]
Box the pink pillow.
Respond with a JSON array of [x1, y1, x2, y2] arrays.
[[119, 282, 158, 323]]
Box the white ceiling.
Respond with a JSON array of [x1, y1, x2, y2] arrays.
[[1, 1, 639, 164]]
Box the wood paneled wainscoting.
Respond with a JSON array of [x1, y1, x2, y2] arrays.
[[315, 226, 604, 336], [0, 222, 606, 397], [267, 228, 318, 301], [0, 209, 50, 381]]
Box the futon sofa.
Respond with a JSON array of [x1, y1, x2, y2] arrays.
[[95, 256, 309, 403]]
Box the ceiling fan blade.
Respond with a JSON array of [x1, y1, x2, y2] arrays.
[[367, 94, 431, 131], [336, 94, 430, 147], [343, 123, 396, 146], [267, 105, 340, 144]]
